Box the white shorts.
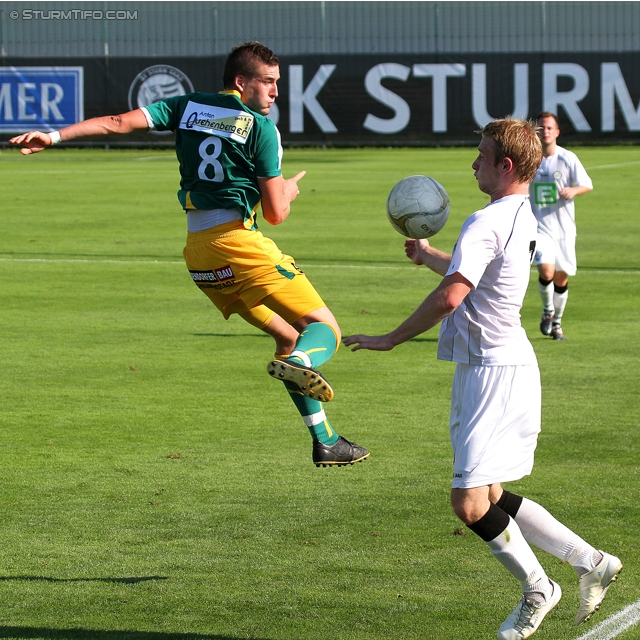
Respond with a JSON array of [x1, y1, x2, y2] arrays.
[[450, 363, 541, 489], [534, 231, 577, 276]]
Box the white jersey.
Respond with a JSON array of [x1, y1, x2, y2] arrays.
[[529, 145, 593, 239], [437, 194, 538, 366]]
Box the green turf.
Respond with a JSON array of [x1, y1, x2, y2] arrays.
[[0, 146, 638, 640]]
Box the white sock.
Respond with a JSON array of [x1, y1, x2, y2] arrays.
[[289, 349, 312, 367], [514, 497, 599, 576], [538, 281, 554, 313], [553, 289, 568, 322], [486, 517, 552, 598]]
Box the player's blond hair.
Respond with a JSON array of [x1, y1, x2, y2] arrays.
[[480, 118, 543, 184]]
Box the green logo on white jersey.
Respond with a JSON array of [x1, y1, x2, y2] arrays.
[[534, 182, 557, 205]]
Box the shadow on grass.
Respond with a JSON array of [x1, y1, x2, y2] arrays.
[[194, 333, 440, 344], [0, 576, 167, 584], [193, 333, 270, 338], [0, 628, 263, 640], [580, 265, 640, 272]]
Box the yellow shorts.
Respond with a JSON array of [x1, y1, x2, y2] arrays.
[[183, 221, 326, 325]]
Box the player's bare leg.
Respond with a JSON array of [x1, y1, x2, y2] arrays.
[[245, 309, 299, 357]]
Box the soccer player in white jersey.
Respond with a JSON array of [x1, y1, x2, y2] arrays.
[[344, 118, 621, 639], [530, 112, 593, 340]]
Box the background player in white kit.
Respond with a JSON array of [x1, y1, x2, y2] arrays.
[[344, 118, 621, 640], [530, 112, 593, 340]]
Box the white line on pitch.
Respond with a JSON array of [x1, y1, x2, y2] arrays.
[[136, 156, 177, 161], [587, 160, 640, 170], [0, 257, 410, 270], [305, 265, 639, 275], [575, 600, 640, 640], [0, 257, 638, 275], [0, 257, 184, 265]]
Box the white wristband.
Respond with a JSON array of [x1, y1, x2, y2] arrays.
[[49, 131, 62, 145]]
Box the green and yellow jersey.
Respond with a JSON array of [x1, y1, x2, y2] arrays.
[[143, 90, 282, 230]]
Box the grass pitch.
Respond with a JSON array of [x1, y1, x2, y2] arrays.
[[0, 146, 638, 640]]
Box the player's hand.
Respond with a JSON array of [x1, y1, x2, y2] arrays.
[[8, 131, 52, 155], [405, 238, 431, 265], [559, 186, 577, 200], [284, 171, 307, 203], [342, 333, 395, 352]]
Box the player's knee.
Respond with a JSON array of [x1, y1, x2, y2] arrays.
[[553, 269, 569, 286], [537, 266, 555, 282], [313, 319, 342, 349], [450, 489, 492, 525], [297, 312, 341, 345], [452, 504, 476, 526], [326, 321, 341, 345], [450, 494, 475, 525]]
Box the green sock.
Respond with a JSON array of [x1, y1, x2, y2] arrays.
[[284, 381, 339, 445], [288, 322, 337, 369]]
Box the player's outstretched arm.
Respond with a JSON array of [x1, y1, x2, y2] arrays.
[[259, 171, 306, 225], [342, 333, 396, 352], [343, 273, 471, 352], [9, 109, 150, 155], [405, 238, 452, 276]]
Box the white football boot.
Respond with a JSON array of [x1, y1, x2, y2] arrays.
[[497, 580, 562, 640], [575, 552, 623, 625]]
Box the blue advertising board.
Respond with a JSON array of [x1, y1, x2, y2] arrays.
[[0, 66, 83, 133]]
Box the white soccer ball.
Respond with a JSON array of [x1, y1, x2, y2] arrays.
[[386, 175, 450, 239]]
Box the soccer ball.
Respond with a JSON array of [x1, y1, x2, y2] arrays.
[[386, 175, 450, 239]]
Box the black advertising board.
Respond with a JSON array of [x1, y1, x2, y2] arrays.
[[1, 53, 639, 145]]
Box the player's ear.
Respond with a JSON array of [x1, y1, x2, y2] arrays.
[[503, 156, 515, 173], [233, 74, 246, 93]]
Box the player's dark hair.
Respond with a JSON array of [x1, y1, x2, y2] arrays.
[[480, 117, 543, 184], [536, 111, 560, 128], [223, 41, 279, 89]]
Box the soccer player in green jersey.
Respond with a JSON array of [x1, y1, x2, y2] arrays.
[[10, 41, 369, 468]]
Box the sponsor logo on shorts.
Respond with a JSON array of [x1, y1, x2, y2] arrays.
[[215, 265, 234, 281], [453, 473, 463, 478], [189, 267, 236, 290], [189, 270, 218, 283]]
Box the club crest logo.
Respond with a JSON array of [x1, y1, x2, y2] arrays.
[[128, 65, 194, 135]]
